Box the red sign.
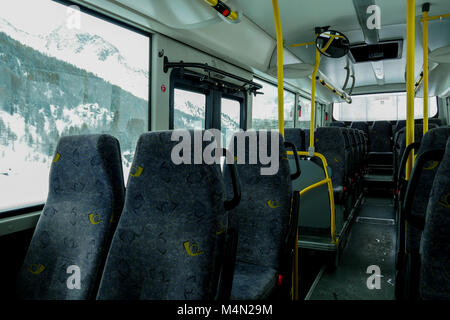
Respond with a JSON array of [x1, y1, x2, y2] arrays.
[[161, 85, 167, 93]]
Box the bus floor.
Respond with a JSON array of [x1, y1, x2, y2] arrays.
[[301, 190, 397, 300]]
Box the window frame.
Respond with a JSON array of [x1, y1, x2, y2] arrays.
[[251, 77, 296, 130], [0, 0, 152, 216], [332, 93, 439, 122], [169, 68, 247, 132]]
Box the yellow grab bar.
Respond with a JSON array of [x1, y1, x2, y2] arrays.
[[289, 41, 315, 48], [406, 0, 415, 181], [287, 151, 337, 244], [422, 7, 429, 135], [299, 178, 331, 196], [318, 78, 352, 104], [309, 48, 321, 154], [420, 12, 450, 21], [272, 0, 284, 137]]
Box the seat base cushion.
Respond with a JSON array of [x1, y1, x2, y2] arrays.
[[231, 262, 277, 300]]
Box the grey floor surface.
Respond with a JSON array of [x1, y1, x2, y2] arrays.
[[309, 196, 397, 300]]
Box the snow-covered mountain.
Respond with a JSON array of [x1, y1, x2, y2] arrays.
[[0, 17, 148, 99]]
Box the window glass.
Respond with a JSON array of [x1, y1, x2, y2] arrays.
[[252, 79, 295, 129], [298, 96, 312, 121], [297, 96, 314, 129], [333, 93, 438, 121], [173, 89, 206, 130], [221, 98, 240, 148], [0, 0, 149, 211]]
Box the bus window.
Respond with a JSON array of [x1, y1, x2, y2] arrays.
[[0, 0, 150, 212], [252, 79, 295, 130], [297, 96, 312, 129], [333, 93, 438, 121], [221, 98, 241, 148], [173, 89, 206, 130]]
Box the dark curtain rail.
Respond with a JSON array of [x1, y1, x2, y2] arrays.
[[163, 56, 262, 94]]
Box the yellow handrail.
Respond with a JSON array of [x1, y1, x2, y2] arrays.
[[318, 78, 352, 104], [272, 0, 299, 300], [422, 8, 429, 136], [287, 151, 337, 244], [272, 0, 284, 137], [299, 178, 331, 196], [289, 33, 344, 48], [420, 13, 450, 21], [289, 41, 315, 48], [319, 35, 339, 54], [406, 0, 415, 181], [309, 48, 321, 155]]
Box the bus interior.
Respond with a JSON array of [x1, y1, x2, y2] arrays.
[[0, 0, 450, 302]]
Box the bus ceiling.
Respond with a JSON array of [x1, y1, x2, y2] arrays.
[[70, 0, 450, 100]]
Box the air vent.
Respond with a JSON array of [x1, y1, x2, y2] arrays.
[[349, 40, 403, 63]]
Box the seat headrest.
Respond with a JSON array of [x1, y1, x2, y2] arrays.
[[49, 134, 124, 199], [284, 128, 304, 151], [418, 127, 450, 156]]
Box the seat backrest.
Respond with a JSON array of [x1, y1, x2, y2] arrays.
[[345, 128, 358, 171], [16, 134, 125, 300], [420, 137, 450, 300], [304, 129, 310, 151], [224, 131, 292, 270], [406, 126, 450, 253], [328, 121, 346, 128], [350, 129, 362, 169], [97, 130, 227, 300], [341, 128, 354, 176], [428, 118, 442, 127], [357, 130, 367, 157], [369, 121, 392, 152], [284, 128, 305, 152], [350, 122, 369, 136], [397, 124, 439, 172], [314, 127, 347, 188], [394, 120, 407, 135]]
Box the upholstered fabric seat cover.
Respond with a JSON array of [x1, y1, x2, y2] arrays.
[[97, 131, 227, 300], [16, 134, 125, 300], [284, 128, 305, 152], [369, 121, 392, 152], [357, 130, 367, 161], [407, 127, 450, 254], [420, 137, 450, 300], [346, 128, 358, 175], [224, 131, 292, 300], [341, 128, 353, 178], [395, 124, 438, 179], [350, 122, 369, 136], [394, 120, 407, 135], [230, 262, 277, 300], [314, 127, 347, 189], [328, 121, 346, 128], [350, 130, 362, 170], [428, 118, 441, 127]]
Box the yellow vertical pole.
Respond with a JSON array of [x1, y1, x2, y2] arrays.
[[272, 0, 299, 301], [309, 48, 321, 155], [272, 0, 284, 137], [406, 0, 415, 181], [422, 7, 429, 135]]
